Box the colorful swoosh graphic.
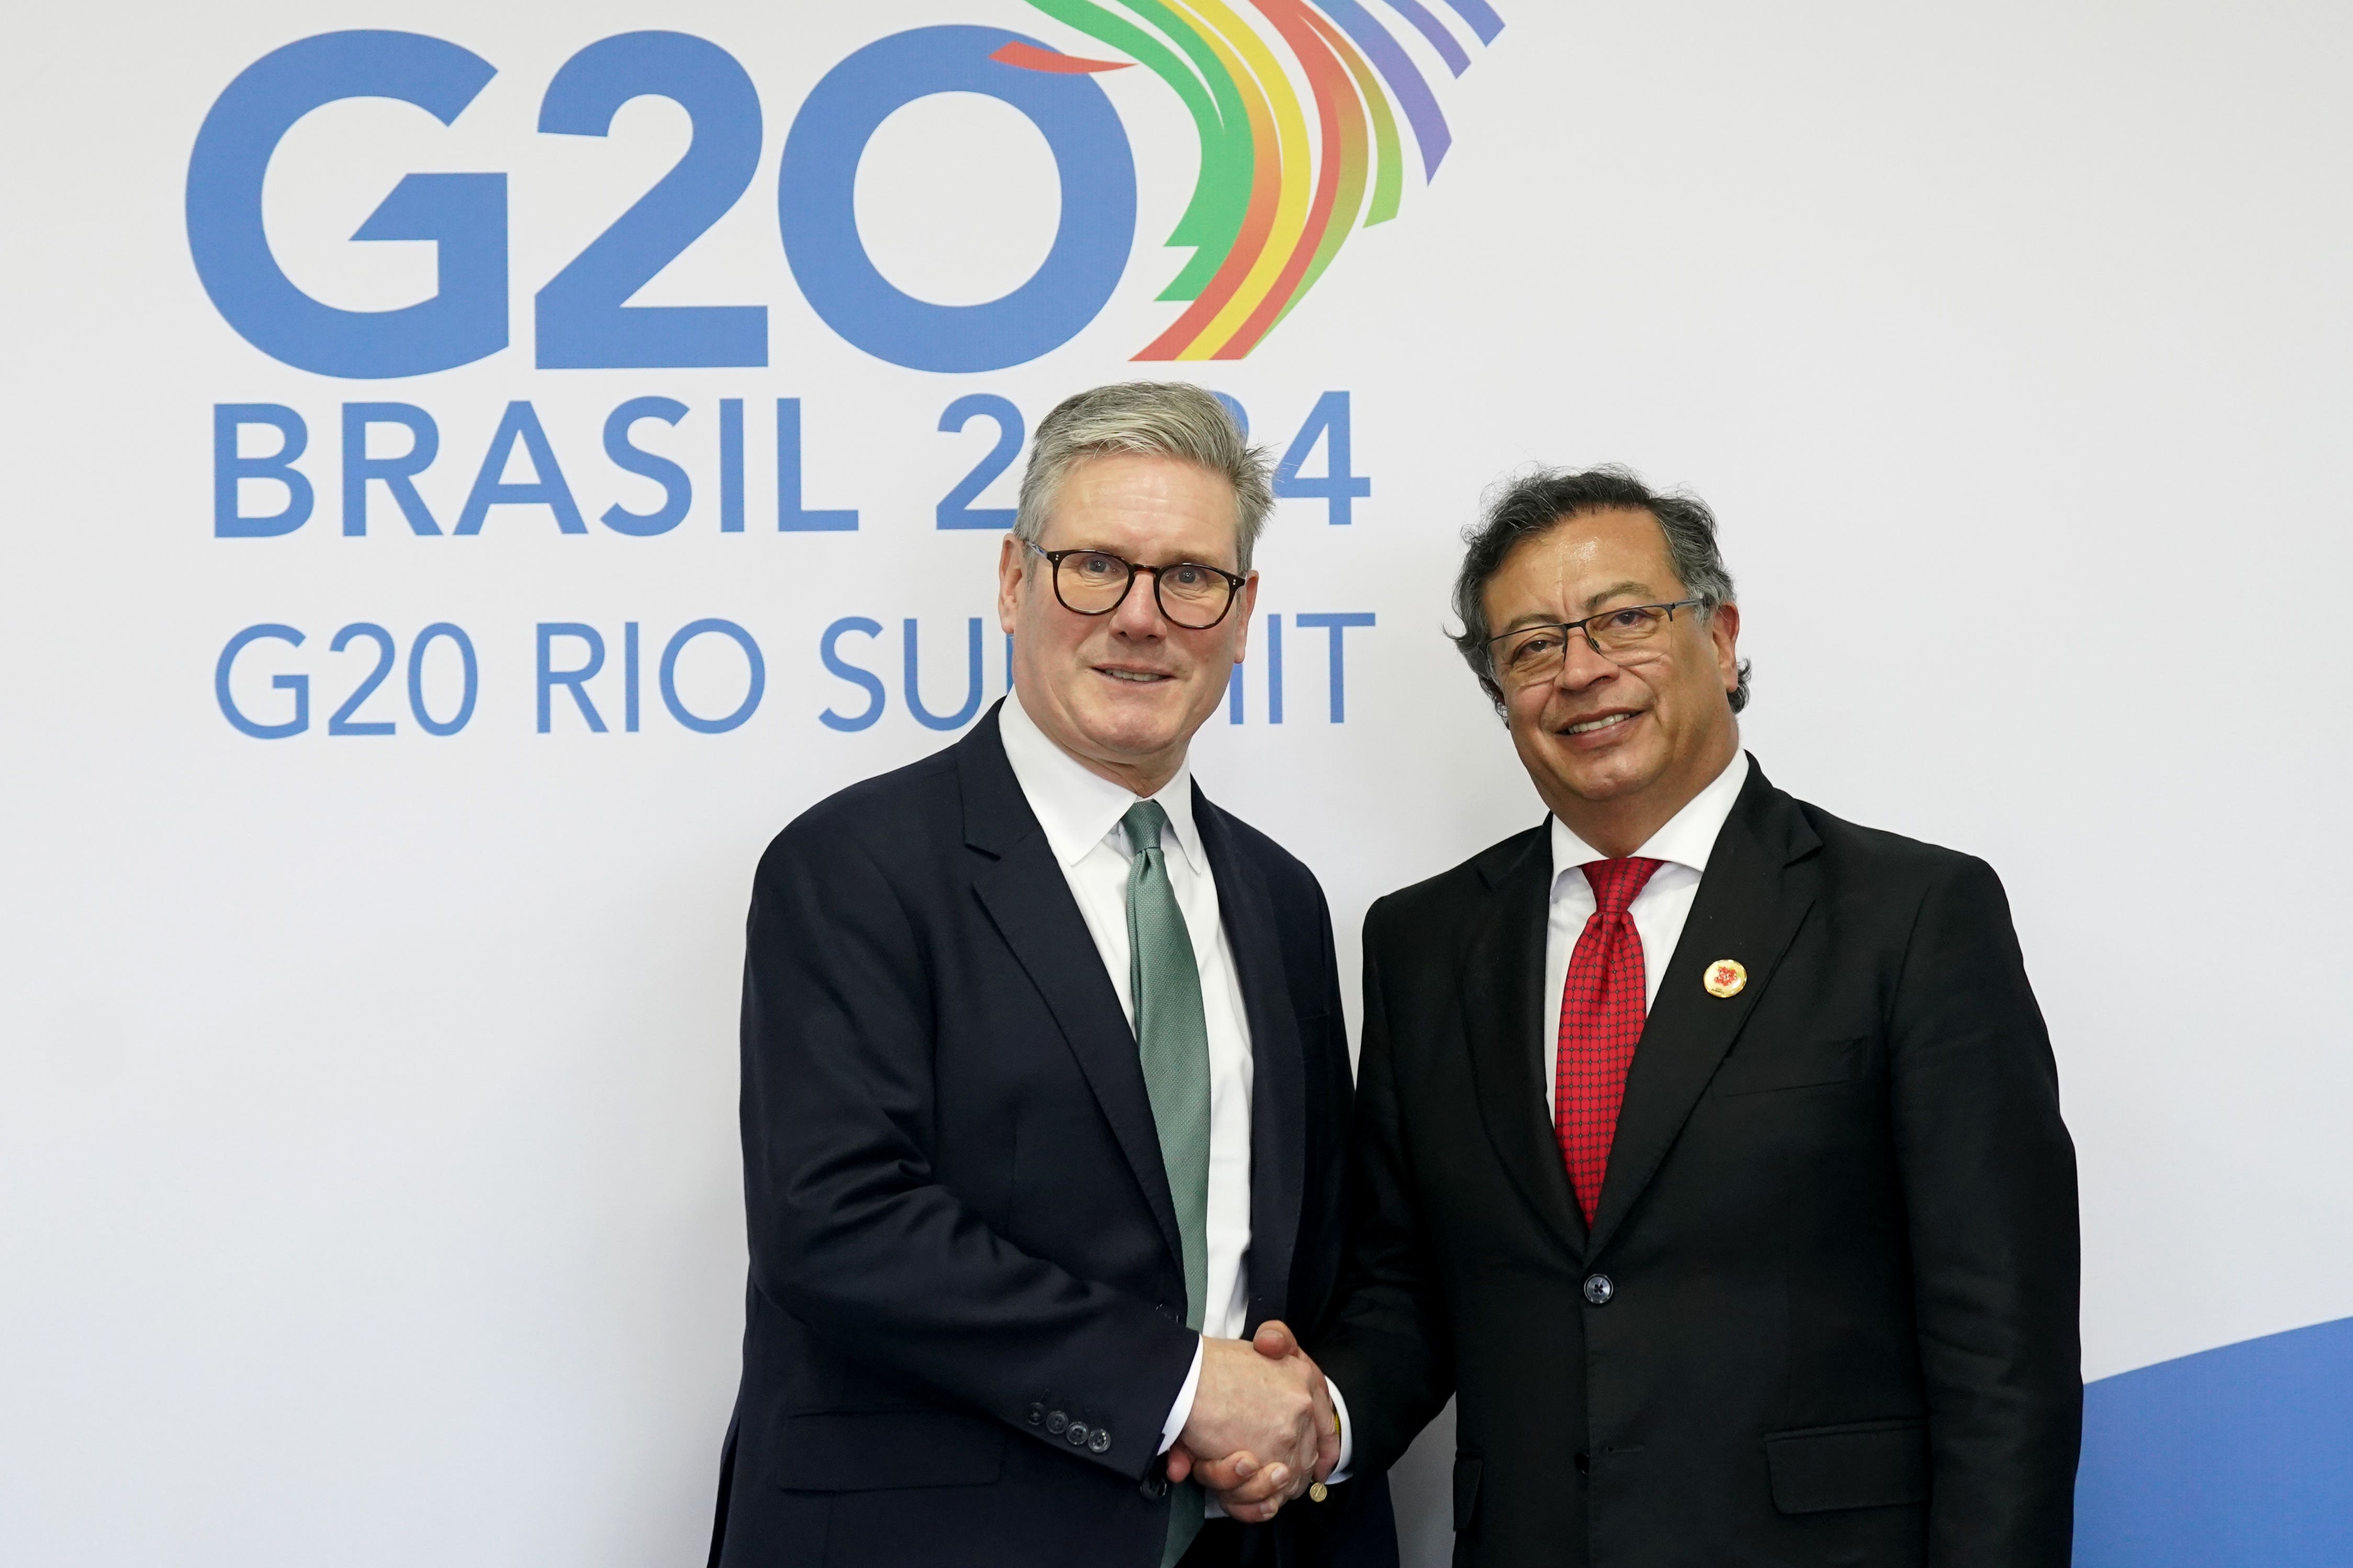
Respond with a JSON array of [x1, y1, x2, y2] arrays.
[[995, 0, 1505, 360]]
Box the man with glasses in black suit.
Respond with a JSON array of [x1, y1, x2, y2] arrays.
[[1215, 468, 2082, 1566]]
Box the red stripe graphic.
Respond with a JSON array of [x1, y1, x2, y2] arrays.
[[989, 41, 1133, 74]]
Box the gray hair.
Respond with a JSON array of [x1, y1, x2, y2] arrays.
[[1450, 465, 1752, 715], [1014, 382, 1274, 572]]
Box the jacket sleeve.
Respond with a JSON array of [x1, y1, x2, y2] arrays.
[[1887, 854, 2082, 1566], [738, 822, 1196, 1480], [1309, 897, 1458, 1476]]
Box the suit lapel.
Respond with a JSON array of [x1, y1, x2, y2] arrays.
[[1585, 761, 1822, 1260], [1193, 786, 1305, 1329], [1460, 826, 1591, 1261], [958, 706, 1187, 1279]]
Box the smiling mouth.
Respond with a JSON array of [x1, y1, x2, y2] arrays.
[[1564, 711, 1638, 736], [1099, 667, 1174, 684]]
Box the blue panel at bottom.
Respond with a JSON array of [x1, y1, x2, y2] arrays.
[[2076, 1314, 2353, 1567]]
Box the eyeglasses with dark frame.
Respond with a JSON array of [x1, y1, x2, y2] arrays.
[[1023, 540, 1248, 631], [1485, 599, 1708, 688]]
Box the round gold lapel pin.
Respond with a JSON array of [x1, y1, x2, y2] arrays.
[[1702, 959, 1747, 998]]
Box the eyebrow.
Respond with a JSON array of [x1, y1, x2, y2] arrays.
[[1058, 542, 1240, 572], [1579, 580, 1656, 613], [1492, 582, 1659, 636]]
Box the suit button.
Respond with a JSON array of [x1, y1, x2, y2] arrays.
[[1141, 1471, 1169, 1500], [1089, 1428, 1113, 1454], [1026, 1403, 1045, 1426], [1574, 1452, 1590, 1476], [1046, 1411, 1070, 1435], [1066, 1422, 1091, 1448], [1582, 1273, 1615, 1305]]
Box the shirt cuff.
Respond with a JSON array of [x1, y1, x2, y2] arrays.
[[1159, 1336, 1204, 1455], [1326, 1377, 1355, 1482]]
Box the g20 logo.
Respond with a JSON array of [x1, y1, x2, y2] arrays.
[[185, 5, 1503, 378]]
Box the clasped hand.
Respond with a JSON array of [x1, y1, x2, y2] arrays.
[[1167, 1321, 1339, 1523]]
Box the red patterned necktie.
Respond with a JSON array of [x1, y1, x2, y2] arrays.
[[1555, 856, 1665, 1224]]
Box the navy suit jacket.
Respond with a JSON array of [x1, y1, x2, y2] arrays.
[[708, 704, 1394, 1568]]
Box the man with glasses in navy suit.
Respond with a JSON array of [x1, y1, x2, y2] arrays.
[[706, 383, 1391, 1568]]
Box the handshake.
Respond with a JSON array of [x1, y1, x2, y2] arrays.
[[1168, 1321, 1340, 1523]]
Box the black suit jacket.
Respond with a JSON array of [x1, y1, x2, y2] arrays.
[[708, 704, 1394, 1568], [1315, 758, 2080, 1567]]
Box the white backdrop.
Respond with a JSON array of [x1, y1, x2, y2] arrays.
[[5, 3, 2350, 1565]]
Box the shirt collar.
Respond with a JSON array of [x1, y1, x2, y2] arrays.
[[998, 690, 1206, 874], [1549, 749, 1751, 886]]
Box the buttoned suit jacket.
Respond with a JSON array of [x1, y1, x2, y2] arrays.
[[707, 704, 1395, 1568], [1313, 758, 2081, 1568]]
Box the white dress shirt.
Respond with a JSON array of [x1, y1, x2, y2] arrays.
[[1543, 751, 1750, 1117], [995, 693, 1257, 1462]]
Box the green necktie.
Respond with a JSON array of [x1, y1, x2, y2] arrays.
[[1122, 800, 1211, 1568]]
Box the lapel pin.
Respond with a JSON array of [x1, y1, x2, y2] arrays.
[[1703, 959, 1747, 998]]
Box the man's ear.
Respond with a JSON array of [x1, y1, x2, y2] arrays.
[[1709, 601, 1742, 691], [997, 534, 1027, 636]]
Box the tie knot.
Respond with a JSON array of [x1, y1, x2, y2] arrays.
[[1582, 856, 1665, 916], [1121, 799, 1171, 859]]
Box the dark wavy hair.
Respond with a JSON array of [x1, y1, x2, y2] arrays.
[[1450, 466, 1751, 715]]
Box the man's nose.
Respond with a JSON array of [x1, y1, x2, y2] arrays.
[[1554, 631, 1618, 691], [1108, 571, 1169, 637]]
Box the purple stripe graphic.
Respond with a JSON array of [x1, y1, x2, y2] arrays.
[[1380, 0, 1471, 75], [1311, 0, 1452, 175], [1441, 0, 1505, 45]]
